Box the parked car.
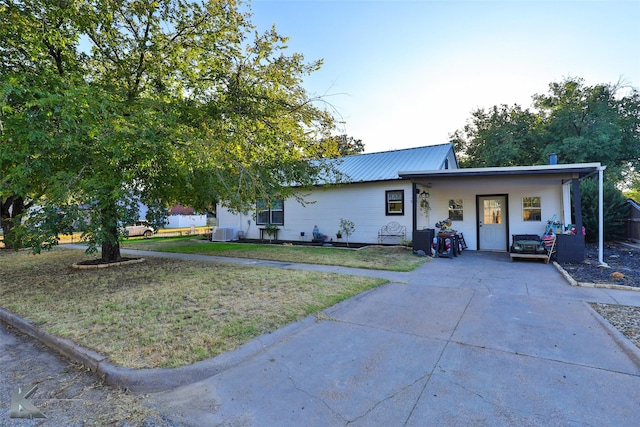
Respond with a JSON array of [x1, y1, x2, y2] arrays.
[[125, 221, 155, 238]]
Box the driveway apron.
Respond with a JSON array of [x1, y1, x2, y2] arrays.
[[145, 251, 640, 426]]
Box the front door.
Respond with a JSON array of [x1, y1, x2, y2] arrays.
[[478, 196, 507, 251]]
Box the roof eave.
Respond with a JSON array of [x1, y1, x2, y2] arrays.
[[399, 162, 603, 179]]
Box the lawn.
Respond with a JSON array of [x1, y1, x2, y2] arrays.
[[122, 236, 428, 271], [1, 248, 386, 369]]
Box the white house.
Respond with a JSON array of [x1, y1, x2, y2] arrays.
[[215, 143, 457, 243], [216, 143, 607, 263]]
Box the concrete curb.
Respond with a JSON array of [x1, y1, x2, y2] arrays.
[[585, 302, 640, 369], [0, 306, 318, 393], [552, 261, 640, 292]]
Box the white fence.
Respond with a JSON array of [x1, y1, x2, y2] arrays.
[[164, 214, 207, 229]]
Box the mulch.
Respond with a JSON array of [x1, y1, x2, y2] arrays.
[[557, 242, 640, 288], [235, 239, 371, 249]]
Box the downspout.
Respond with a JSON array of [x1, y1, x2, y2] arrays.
[[598, 165, 609, 267]]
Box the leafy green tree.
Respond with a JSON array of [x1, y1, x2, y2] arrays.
[[1, 0, 337, 261], [451, 104, 544, 168], [452, 77, 640, 242], [323, 135, 365, 157], [533, 77, 640, 182], [338, 218, 355, 247], [0, 0, 85, 249], [452, 77, 640, 183], [625, 188, 640, 202], [579, 178, 629, 242]]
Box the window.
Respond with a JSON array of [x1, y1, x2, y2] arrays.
[[522, 197, 541, 221], [448, 199, 463, 221], [483, 199, 502, 224], [256, 199, 284, 225], [385, 190, 404, 215]]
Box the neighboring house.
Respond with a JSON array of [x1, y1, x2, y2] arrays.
[[216, 143, 607, 263]]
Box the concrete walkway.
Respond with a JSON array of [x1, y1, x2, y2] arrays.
[[7, 246, 640, 425], [131, 249, 640, 426]]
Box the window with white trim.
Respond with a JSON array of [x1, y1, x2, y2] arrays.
[[256, 199, 284, 225], [522, 196, 541, 221], [448, 199, 464, 221]]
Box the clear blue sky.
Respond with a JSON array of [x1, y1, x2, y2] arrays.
[[248, 0, 640, 153]]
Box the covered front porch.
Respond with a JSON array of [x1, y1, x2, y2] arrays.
[[400, 163, 608, 265]]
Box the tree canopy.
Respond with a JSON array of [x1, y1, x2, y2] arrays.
[[451, 77, 639, 240], [321, 134, 365, 157], [1, 0, 337, 261], [452, 77, 640, 185]]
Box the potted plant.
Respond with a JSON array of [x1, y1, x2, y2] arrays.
[[419, 191, 431, 217], [264, 223, 278, 243]]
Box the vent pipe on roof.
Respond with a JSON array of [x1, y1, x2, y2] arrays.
[[549, 153, 558, 165]]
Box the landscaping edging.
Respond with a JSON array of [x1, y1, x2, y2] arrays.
[[552, 261, 640, 292], [71, 258, 146, 269], [585, 302, 640, 367], [0, 305, 317, 393]]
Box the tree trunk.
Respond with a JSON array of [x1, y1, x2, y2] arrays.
[[102, 239, 122, 263], [1, 196, 25, 250], [100, 202, 122, 263]]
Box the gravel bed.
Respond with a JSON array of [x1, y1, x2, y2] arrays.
[[590, 303, 640, 349], [558, 242, 640, 352]]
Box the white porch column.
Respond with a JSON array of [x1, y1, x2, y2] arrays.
[[562, 181, 572, 226], [599, 165, 608, 267]]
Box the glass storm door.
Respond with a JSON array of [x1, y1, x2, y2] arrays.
[[479, 196, 507, 251]]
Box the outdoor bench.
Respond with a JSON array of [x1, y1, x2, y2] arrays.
[[378, 221, 406, 244]]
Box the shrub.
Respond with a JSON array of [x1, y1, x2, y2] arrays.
[[580, 177, 629, 242]]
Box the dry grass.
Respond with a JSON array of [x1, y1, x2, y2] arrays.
[[122, 236, 428, 271], [0, 248, 386, 369]]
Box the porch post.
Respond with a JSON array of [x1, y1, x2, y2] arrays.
[[573, 179, 583, 234], [562, 182, 571, 226], [412, 183, 418, 235], [599, 165, 608, 267]]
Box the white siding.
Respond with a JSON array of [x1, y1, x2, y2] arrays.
[[217, 174, 570, 250], [217, 181, 415, 244], [424, 176, 565, 250]]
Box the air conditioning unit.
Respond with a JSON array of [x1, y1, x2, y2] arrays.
[[212, 228, 235, 242]]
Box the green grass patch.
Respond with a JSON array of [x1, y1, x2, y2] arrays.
[[0, 248, 386, 369], [122, 236, 428, 272]]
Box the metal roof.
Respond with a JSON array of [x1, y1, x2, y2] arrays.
[[398, 162, 603, 180], [323, 143, 455, 184]]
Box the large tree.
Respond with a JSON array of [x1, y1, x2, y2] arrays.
[[320, 134, 365, 157], [451, 104, 544, 168], [533, 78, 640, 182], [453, 77, 640, 183], [452, 77, 639, 239], [0, 0, 85, 249], [1, 0, 337, 261]]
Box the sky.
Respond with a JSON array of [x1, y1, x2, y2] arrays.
[[248, 0, 640, 153]]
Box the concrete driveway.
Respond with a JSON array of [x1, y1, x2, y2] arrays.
[[140, 251, 640, 426]]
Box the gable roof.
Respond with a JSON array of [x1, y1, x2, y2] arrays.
[[325, 143, 455, 184]]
